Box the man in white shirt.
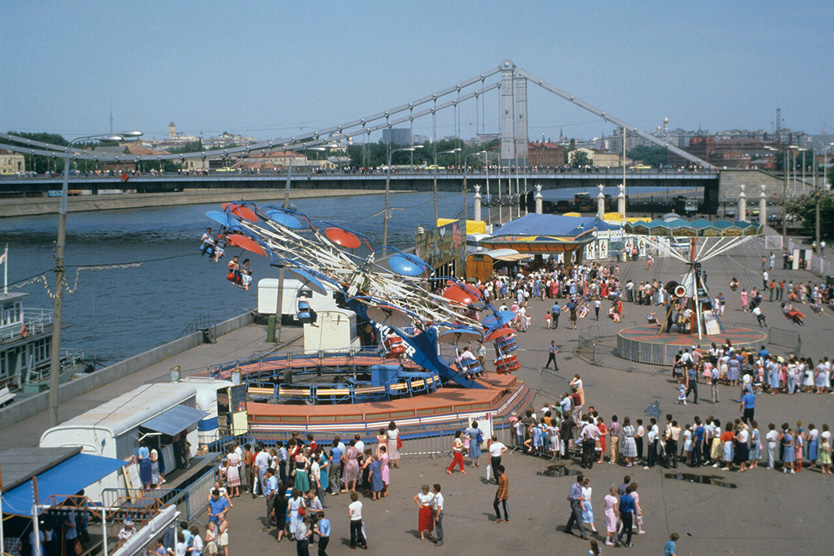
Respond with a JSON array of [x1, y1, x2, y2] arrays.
[[432, 484, 445, 546], [254, 446, 270, 497], [580, 419, 600, 470], [354, 434, 365, 454]]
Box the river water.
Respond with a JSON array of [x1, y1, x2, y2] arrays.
[[0, 186, 691, 366]]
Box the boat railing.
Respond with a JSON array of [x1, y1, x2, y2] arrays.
[[20, 348, 86, 385], [0, 308, 54, 342]]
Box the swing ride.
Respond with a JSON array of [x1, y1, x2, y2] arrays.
[[615, 217, 767, 366], [198, 202, 533, 435]]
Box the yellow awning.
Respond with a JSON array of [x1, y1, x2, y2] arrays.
[[436, 218, 486, 235]]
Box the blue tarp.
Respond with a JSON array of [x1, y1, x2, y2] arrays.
[[1, 453, 126, 515], [492, 214, 619, 237], [141, 405, 207, 437]]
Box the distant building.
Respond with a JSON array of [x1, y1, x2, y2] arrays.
[[527, 141, 565, 167], [382, 128, 413, 146], [568, 147, 627, 168], [0, 149, 25, 173]]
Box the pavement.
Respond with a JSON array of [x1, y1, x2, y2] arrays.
[[4, 233, 834, 554], [218, 235, 833, 555]]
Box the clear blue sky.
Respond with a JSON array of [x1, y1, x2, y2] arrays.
[[1, 0, 831, 143]]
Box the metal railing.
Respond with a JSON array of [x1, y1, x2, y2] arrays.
[[100, 466, 217, 523], [0, 308, 53, 341], [767, 327, 802, 356]]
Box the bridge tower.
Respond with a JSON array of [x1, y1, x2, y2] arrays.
[[499, 59, 516, 165], [514, 75, 529, 167], [499, 59, 529, 166]]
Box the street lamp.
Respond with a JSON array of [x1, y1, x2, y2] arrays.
[[49, 131, 142, 427], [383, 145, 423, 248], [273, 144, 328, 344], [434, 148, 460, 226], [463, 151, 486, 224], [482, 150, 491, 226]]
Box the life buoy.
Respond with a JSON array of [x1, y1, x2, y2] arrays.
[[20, 325, 27, 338]]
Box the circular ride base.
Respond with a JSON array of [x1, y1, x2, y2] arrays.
[[205, 351, 535, 437], [616, 325, 768, 366]]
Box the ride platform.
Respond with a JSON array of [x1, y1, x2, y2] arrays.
[[245, 371, 532, 436], [616, 324, 768, 366]]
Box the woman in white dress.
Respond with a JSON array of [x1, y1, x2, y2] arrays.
[[580, 477, 597, 533], [386, 421, 401, 469]]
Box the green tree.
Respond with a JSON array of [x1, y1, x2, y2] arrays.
[[5, 131, 72, 173], [627, 145, 667, 167], [569, 150, 592, 168], [169, 141, 204, 154], [786, 190, 834, 241]]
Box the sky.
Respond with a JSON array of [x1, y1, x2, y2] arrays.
[[1, 0, 831, 144]]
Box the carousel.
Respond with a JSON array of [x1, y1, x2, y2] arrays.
[[615, 217, 767, 366], [200, 202, 533, 436]]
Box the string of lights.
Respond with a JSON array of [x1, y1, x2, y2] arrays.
[[6, 253, 199, 298]]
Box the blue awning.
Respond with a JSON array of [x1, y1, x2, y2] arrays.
[[141, 405, 207, 437], [1, 453, 126, 516]]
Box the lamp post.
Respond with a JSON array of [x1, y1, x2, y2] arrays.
[[433, 148, 460, 226], [383, 145, 422, 248], [273, 144, 327, 344], [463, 151, 485, 225], [814, 142, 834, 257], [49, 131, 142, 427], [482, 150, 491, 226]]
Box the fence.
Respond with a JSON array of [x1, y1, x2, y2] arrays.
[[767, 327, 802, 356], [101, 466, 217, 523], [205, 420, 516, 463]]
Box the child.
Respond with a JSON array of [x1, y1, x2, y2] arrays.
[[675, 383, 687, 405], [545, 311, 552, 329], [665, 533, 679, 556]]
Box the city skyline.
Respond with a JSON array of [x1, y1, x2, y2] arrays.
[[1, 1, 831, 143]]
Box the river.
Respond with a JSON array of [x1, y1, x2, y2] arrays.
[[0, 186, 694, 367]]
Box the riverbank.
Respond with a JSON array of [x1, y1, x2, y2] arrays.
[[0, 188, 398, 218]]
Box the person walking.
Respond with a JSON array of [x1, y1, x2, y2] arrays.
[[685, 363, 699, 404], [446, 431, 466, 474], [493, 465, 509, 523], [347, 492, 367, 549], [616, 485, 637, 547], [564, 474, 588, 540], [551, 302, 561, 329], [312, 511, 329, 556], [544, 341, 560, 370], [603, 486, 619, 546]]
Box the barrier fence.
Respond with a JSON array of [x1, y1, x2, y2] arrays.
[[767, 327, 802, 356], [205, 421, 516, 462], [101, 466, 217, 523]]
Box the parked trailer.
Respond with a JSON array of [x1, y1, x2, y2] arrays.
[[40, 383, 207, 500]]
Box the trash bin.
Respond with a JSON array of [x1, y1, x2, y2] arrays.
[[267, 314, 276, 342], [826, 275, 834, 286]]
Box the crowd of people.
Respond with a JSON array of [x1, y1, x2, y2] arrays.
[[205, 425, 406, 553], [508, 371, 834, 481]]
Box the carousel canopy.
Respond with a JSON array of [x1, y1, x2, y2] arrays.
[[481, 214, 619, 253], [625, 218, 762, 237], [492, 214, 620, 237]]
